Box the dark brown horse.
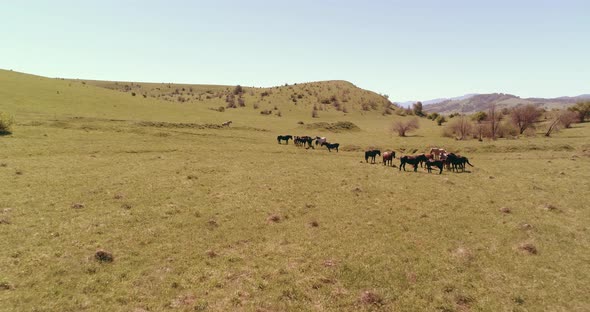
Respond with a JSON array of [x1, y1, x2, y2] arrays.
[[382, 151, 396, 166], [365, 150, 381, 163], [399, 154, 428, 172], [277, 135, 293, 144], [425, 160, 444, 174], [321, 142, 339, 152]]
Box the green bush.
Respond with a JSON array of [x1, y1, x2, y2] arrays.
[[0, 112, 14, 134]]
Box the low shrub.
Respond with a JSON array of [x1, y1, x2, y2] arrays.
[[0, 113, 14, 135]]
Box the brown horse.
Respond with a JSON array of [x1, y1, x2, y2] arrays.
[[399, 154, 428, 172], [382, 151, 396, 166]]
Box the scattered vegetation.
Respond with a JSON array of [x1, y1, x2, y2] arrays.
[[391, 118, 420, 137], [569, 101, 590, 122], [305, 121, 360, 132]]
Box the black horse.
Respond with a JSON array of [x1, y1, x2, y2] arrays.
[[321, 142, 339, 152], [295, 136, 315, 149], [399, 154, 428, 172], [445, 153, 474, 172], [277, 135, 293, 144], [365, 150, 381, 163], [425, 160, 444, 174]]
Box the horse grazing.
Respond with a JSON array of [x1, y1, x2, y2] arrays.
[[315, 136, 327, 146], [382, 151, 396, 166], [222, 120, 232, 127], [277, 135, 293, 144], [399, 154, 428, 172], [321, 142, 339, 152], [365, 150, 381, 163], [425, 160, 444, 174]]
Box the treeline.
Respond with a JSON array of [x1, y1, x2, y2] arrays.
[[434, 101, 590, 140]]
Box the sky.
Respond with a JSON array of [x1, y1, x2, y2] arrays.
[[2, 0, 589, 102]]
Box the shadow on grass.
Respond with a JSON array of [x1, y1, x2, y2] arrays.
[[0, 130, 12, 136]]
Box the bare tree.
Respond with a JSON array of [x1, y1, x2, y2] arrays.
[[559, 110, 578, 128], [488, 103, 502, 140], [544, 111, 562, 137], [510, 105, 541, 134], [446, 116, 473, 140], [391, 118, 420, 137]]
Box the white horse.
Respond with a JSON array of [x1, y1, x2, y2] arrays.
[[315, 136, 327, 146], [429, 147, 446, 160], [221, 120, 232, 127]]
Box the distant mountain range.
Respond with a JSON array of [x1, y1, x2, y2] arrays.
[[397, 93, 590, 114]]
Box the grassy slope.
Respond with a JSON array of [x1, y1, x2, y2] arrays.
[[1, 69, 589, 311]]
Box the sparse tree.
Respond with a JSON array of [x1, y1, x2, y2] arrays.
[[436, 115, 447, 126], [391, 118, 420, 137], [233, 85, 243, 95], [428, 112, 440, 120], [412, 101, 425, 117], [510, 105, 541, 134], [472, 111, 487, 123], [569, 101, 590, 123]]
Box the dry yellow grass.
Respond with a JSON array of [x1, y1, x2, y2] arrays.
[[1, 69, 589, 311]]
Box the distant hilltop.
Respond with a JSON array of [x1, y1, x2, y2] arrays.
[[399, 93, 590, 114]]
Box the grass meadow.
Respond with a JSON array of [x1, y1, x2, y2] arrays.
[[1, 70, 589, 311]]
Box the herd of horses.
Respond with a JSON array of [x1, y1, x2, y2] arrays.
[[277, 135, 340, 152], [277, 135, 473, 174], [365, 148, 474, 174]]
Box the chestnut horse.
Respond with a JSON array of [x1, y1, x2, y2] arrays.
[[382, 151, 396, 166]]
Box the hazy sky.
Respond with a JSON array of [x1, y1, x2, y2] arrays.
[[2, 0, 589, 101]]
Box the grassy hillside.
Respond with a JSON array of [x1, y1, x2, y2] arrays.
[[76, 77, 395, 118], [1, 69, 590, 311]]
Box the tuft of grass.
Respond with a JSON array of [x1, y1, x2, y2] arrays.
[[71, 203, 85, 209], [94, 250, 114, 263], [267, 214, 281, 223], [518, 243, 538, 255], [359, 290, 383, 306]]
